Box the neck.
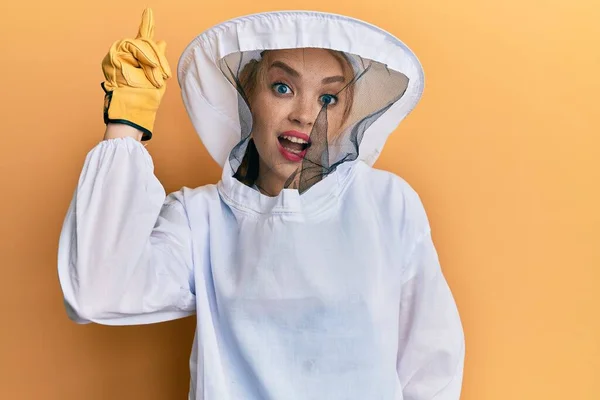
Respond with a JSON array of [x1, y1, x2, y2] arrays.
[[254, 161, 288, 197]]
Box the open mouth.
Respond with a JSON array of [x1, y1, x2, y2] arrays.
[[277, 132, 311, 162]]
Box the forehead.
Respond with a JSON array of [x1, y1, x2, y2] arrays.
[[265, 48, 345, 74]]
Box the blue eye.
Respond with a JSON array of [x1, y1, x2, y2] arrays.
[[272, 83, 292, 95], [320, 94, 338, 106]]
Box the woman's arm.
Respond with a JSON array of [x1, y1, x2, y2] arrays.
[[396, 229, 465, 399], [57, 133, 196, 325], [103, 123, 143, 141]]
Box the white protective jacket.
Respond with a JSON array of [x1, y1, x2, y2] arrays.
[[58, 11, 465, 400]]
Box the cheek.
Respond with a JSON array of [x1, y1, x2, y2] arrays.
[[250, 95, 277, 153], [325, 108, 346, 134], [251, 93, 286, 137], [249, 95, 267, 137]]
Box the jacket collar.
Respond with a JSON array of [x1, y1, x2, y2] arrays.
[[217, 159, 359, 217]]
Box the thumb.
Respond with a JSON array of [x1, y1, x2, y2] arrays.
[[155, 40, 172, 78]]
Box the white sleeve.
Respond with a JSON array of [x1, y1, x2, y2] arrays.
[[57, 137, 196, 326], [396, 229, 465, 399]]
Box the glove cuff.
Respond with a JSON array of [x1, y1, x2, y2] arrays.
[[102, 82, 163, 141]]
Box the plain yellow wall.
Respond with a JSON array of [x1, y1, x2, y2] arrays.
[[1, 0, 598, 399]]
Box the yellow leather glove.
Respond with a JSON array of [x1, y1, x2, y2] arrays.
[[101, 8, 172, 141]]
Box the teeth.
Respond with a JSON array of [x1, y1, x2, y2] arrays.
[[281, 135, 308, 144]]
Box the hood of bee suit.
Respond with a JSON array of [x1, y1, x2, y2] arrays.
[[177, 11, 424, 192]]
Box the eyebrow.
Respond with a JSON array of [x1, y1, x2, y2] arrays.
[[269, 61, 346, 84]]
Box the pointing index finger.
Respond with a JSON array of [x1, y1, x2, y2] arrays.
[[136, 8, 155, 40]]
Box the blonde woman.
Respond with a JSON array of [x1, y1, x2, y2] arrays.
[[59, 9, 465, 399]]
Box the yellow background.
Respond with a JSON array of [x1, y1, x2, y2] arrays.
[[1, 0, 598, 399]]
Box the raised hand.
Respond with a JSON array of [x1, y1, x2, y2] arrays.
[[101, 8, 172, 140]]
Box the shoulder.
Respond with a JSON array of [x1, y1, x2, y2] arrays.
[[352, 161, 431, 236], [355, 162, 414, 192], [354, 162, 425, 212], [165, 184, 219, 205], [161, 184, 220, 221]]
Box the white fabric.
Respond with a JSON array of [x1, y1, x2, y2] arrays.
[[58, 138, 464, 399], [177, 11, 424, 168], [58, 10, 464, 400]]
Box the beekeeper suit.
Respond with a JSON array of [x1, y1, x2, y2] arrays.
[[58, 9, 465, 400]]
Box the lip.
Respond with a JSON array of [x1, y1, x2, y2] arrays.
[[277, 131, 310, 162], [277, 141, 307, 162], [280, 130, 311, 143]]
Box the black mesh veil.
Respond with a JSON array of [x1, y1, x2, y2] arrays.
[[218, 48, 409, 195]]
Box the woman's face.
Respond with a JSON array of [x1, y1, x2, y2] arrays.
[[249, 48, 351, 194]]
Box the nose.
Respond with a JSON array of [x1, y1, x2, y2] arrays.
[[288, 95, 319, 127]]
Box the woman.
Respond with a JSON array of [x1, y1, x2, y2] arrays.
[[59, 8, 465, 400]]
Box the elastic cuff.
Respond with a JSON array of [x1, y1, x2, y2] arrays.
[[104, 118, 153, 141]]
